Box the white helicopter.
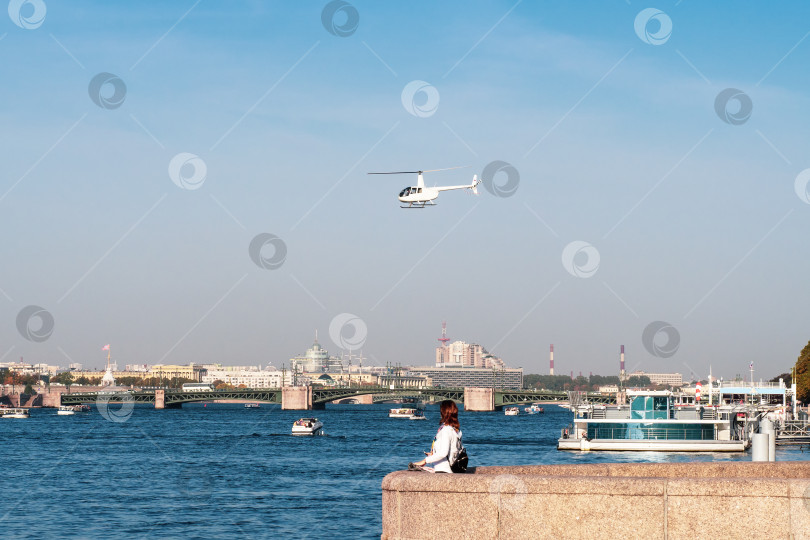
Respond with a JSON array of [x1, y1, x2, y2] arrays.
[[368, 166, 480, 208]]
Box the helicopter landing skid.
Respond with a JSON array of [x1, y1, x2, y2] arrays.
[[400, 201, 436, 209]]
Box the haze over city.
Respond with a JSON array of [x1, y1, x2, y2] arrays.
[[2, 1, 809, 380]]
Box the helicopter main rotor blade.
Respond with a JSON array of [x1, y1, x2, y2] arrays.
[[420, 165, 471, 173], [368, 166, 470, 175], [367, 171, 421, 175]]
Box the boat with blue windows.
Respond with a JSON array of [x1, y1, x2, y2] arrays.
[[558, 390, 752, 452], [524, 404, 544, 414]]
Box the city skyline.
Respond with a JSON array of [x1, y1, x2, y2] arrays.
[[2, 2, 809, 382], [1, 330, 785, 383]]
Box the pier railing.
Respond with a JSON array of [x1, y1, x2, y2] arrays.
[[776, 420, 810, 443], [569, 426, 718, 441]]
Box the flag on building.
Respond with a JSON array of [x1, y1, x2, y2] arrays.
[[102, 344, 110, 351]]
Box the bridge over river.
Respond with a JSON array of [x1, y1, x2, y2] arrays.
[[59, 386, 614, 411]]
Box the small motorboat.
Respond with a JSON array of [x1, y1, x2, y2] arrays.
[[504, 407, 519, 416], [244, 403, 260, 409], [1, 408, 30, 419], [57, 406, 75, 416], [409, 409, 427, 420], [292, 418, 323, 435]]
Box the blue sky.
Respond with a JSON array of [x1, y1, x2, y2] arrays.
[[1, 1, 809, 380]]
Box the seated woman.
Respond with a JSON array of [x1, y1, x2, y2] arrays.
[[410, 400, 462, 473]]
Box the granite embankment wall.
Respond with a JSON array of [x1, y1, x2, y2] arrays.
[[382, 462, 810, 539]]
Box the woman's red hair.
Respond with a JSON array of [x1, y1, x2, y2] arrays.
[[439, 399, 460, 430]]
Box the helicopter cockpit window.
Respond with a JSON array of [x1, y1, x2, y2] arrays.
[[417, 188, 422, 193], [400, 188, 409, 197]]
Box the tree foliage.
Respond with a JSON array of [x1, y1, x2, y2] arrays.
[[625, 375, 652, 387], [523, 373, 652, 391], [796, 340, 810, 404], [768, 372, 792, 387], [523, 375, 577, 391], [2, 371, 40, 386], [50, 371, 74, 386]]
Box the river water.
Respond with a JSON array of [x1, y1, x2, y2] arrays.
[[2, 402, 807, 538]]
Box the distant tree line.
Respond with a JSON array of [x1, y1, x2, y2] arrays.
[[523, 373, 651, 392], [117, 376, 196, 388], [1, 369, 41, 387], [48, 371, 197, 389], [768, 372, 792, 386]]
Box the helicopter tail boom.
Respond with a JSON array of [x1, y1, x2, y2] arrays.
[[435, 174, 481, 193]]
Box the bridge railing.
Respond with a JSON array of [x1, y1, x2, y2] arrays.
[[311, 386, 468, 403], [59, 386, 615, 409]]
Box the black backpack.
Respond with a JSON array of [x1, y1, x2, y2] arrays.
[[451, 446, 468, 473]]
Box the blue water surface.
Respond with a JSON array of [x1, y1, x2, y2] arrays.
[[1, 403, 807, 538]]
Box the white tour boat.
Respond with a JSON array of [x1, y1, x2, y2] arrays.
[[57, 406, 75, 416], [244, 403, 260, 409], [389, 407, 417, 418], [558, 390, 752, 452], [409, 409, 427, 420], [1, 408, 30, 419], [292, 418, 323, 435], [504, 407, 520, 416]]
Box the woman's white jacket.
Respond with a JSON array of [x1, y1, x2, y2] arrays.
[[425, 425, 462, 473]]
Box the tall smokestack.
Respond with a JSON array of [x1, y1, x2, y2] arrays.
[[620, 344, 626, 381], [549, 344, 554, 375]]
